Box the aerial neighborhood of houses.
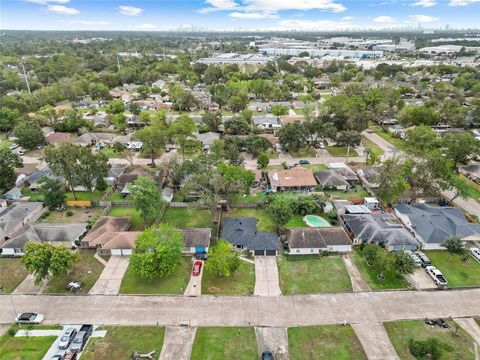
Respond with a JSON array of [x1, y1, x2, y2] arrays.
[[1, 28, 480, 360]]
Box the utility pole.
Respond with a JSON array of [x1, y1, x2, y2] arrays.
[[21, 61, 31, 93]]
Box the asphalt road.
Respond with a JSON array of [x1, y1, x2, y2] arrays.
[[2, 289, 479, 327]]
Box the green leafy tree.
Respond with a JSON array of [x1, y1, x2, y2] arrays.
[[227, 94, 248, 113], [206, 240, 240, 277], [362, 244, 379, 265], [257, 153, 269, 168], [224, 117, 250, 135], [130, 224, 183, 279], [374, 248, 395, 280], [443, 132, 479, 168], [75, 147, 110, 202], [170, 115, 198, 160], [201, 111, 223, 132], [394, 251, 416, 275], [375, 158, 410, 205], [0, 148, 22, 193], [218, 163, 255, 193], [40, 177, 66, 210], [107, 99, 125, 114], [134, 117, 169, 167], [336, 131, 361, 163], [245, 135, 272, 157], [405, 125, 439, 155], [0, 107, 19, 131], [22, 242, 78, 285], [266, 196, 294, 232], [278, 122, 308, 152], [44, 144, 81, 199], [408, 337, 452, 360], [304, 114, 336, 149], [13, 121, 45, 149], [112, 113, 127, 133], [441, 236, 467, 257], [129, 176, 166, 227], [399, 105, 440, 126], [271, 104, 289, 118]]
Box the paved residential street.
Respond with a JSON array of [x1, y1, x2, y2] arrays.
[[89, 256, 129, 295], [2, 289, 479, 327], [254, 256, 282, 296], [255, 327, 289, 360], [352, 322, 400, 360], [159, 326, 196, 360]]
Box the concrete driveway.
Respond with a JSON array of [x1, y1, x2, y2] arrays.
[[254, 256, 281, 296], [184, 259, 202, 297], [13, 274, 46, 295], [406, 268, 437, 290], [352, 322, 399, 360], [343, 255, 370, 292], [89, 256, 129, 295], [255, 327, 289, 360], [159, 326, 196, 360]]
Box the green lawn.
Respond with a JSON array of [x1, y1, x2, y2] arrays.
[[20, 188, 45, 201], [65, 188, 108, 202], [120, 256, 191, 294], [352, 248, 407, 290], [456, 175, 480, 202], [82, 326, 165, 360], [191, 327, 258, 360], [107, 206, 144, 230], [285, 215, 309, 228], [384, 319, 476, 360], [0, 325, 57, 360], [0, 258, 29, 293], [326, 146, 359, 157], [326, 187, 370, 200], [289, 325, 367, 360], [38, 207, 105, 224], [361, 136, 385, 156], [0, 133, 13, 150], [277, 256, 352, 294], [239, 192, 266, 204], [161, 208, 212, 229], [202, 261, 255, 295], [224, 208, 275, 232], [289, 147, 317, 158], [371, 127, 408, 151], [43, 249, 104, 294], [301, 163, 329, 172], [424, 250, 480, 287], [107, 192, 126, 202]]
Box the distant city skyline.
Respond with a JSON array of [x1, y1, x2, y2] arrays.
[[1, 0, 479, 31]]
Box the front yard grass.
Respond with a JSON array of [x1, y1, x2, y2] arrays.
[[371, 127, 408, 151], [424, 250, 480, 287], [361, 136, 385, 156], [384, 319, 476, 360], [0, 258, 29, 293], [301, 163, 329, 172], [289, 147, 317, 158], [82, 326, 165, 360], [456, 174, 480, 202], [0, 325, 57, 360], [202, 261, 255, 295], [43, 249, 104, 294], [161, 207, 212, 229], [107, 206, 144, 230], [288, 325, 367, 360], [352, 248, 407, 290], [326, 146, 359, 157], [120, 256, 191, 294], [224, 208, 275, 232], [278, 255, 352, 294], [191, 327, 258, 360]]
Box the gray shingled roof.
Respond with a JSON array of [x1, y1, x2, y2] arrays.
[[181, 228, 211, 247], [0, 202, 44, 239], [287, 227, 352, 249], [314, 170, 349, 187], [221, 217, 279, 251]]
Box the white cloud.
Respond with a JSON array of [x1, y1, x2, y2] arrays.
[[25, 0, 69, 4], [409, 14, 438, 22], [411, 0, 436, 7], [199, 0, 239, 12], [118, 5, 143, 16], [229, 11, 278, 18], [276, 19, 354, 30], [68, 20, 109, 25], [136, 23, 157, 29], [341, 16, 354, 20], [373, 15, 396, 23], [448, 0, 479, 5], [46, 5, 79, 14], [200, 0, 347, 14]]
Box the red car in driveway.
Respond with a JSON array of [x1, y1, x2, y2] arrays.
[[192, 260, 202, 276]]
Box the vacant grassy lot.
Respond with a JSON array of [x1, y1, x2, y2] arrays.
[[82, 326, 165, 360], [278, 256, 352, 294], [38, 207, 105, 224], [120, 256, 191, 294], [0, 325, 57, 360], [0, 258, 29, 293], [326, 146, 359, 157], [191, 327, 258, 360], [289, 325, 367, 360], [225, 208, 275, 232], [424, 250, 480, 287], [384, 319, 476, 360], [43, 249, 104, 294], [352, 248, 407, 290], [107, 206, 144, 230], [202, 261, 255, 295], [456, 175, 480, 202], [161, 208, 212, 229], [361, 136, 385, 157]]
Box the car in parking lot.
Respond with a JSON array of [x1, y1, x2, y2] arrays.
[[192, 260, 202, 276], [404, 250, 422, 267], [425, 266, 448, 287], [299, 160, 310, 164], [14, 312, 45, 324], [58, 327, 77, 350], [415, 251, 431, 267], [470, 247, 480, 263]]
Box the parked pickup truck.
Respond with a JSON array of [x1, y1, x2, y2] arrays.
[[70, 324, 93, 353], [425, 266, 448, 287], [470, 247, 480, 263]]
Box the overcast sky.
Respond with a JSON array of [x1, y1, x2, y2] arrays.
[[1, 0, 479, 31]]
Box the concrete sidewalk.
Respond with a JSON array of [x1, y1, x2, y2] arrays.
[[454, 318, 480, 345], [89, 256, 129, 295], [159, 326, 196, 360], [352, 322, 399, 360]]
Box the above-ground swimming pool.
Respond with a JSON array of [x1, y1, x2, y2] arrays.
[[303, 215, 331, 227]]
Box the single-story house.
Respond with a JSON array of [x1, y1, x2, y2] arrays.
[[196, 132, 220, 150], [0, 202, 45, 241], [115, 167, 164, 192], [268, 167, 317, 192], [328, 163, 359, 184], [46, 132, 71, 145], [388, 125, 406, 139], [80, 216, 131, 248], [181, 228, 211, 254], [221, 217, 280, 256], [286, 227, 352, 255], [314, 170, 350, 190], [92, 231, 141, 256], [0, 223, 88, 256], [357, 166, 382, 189], [3, 187, 22, 201], [253, 116, 282, 130], [279, 115, 304, 125], [460, 163, 480, 184], [105, 164, 127, 186], [72, 133, 115, 147], [394, 203, 480, 249], [342, 213, 419, 251], [26, 166, 61, 192]]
